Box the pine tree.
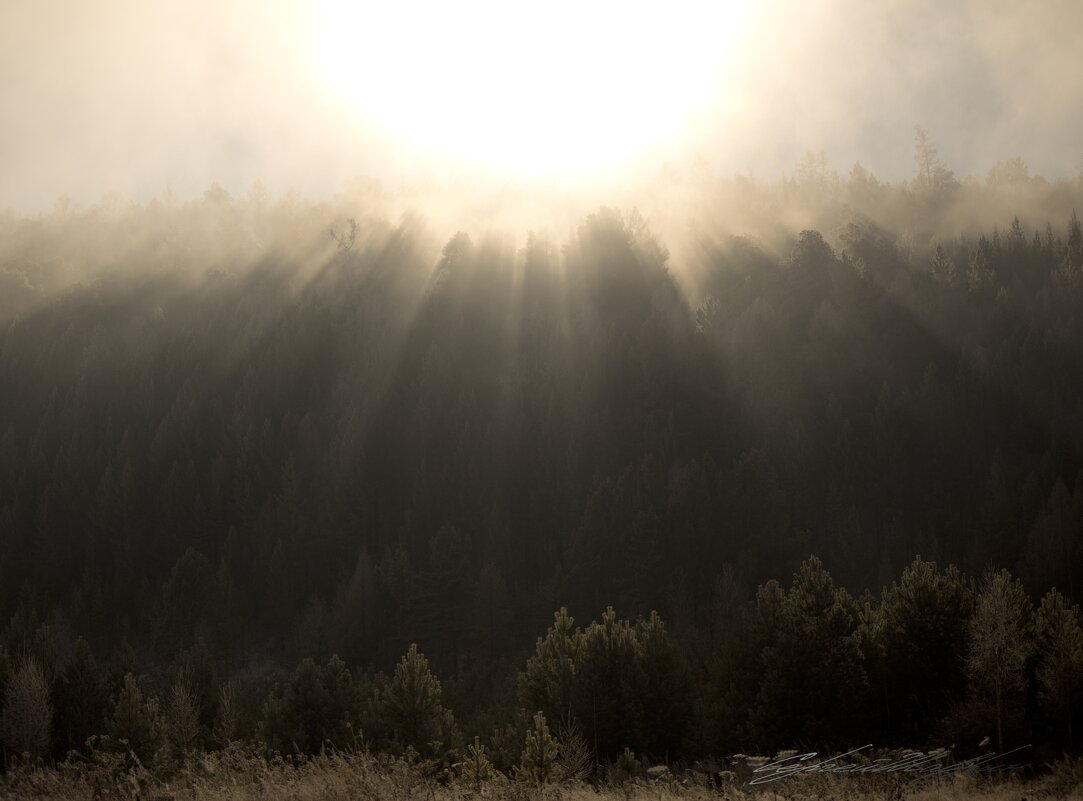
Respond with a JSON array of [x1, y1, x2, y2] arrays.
[[968, 240, 994, 292], [634, 611, 690, 759], [573, 608, 643, 761], [930, 243, 956, 284], [107, 673, 162, 764], [335, 549, 377, 665], [751, 556, 867, 749], [1067, 210, 1082, 270], [913, 126, 955, 193], [164, 672, 201, 757], [914, 126, 938, 188], [966, 569, 1032, 753], [213, 679, 241, 745], [261, 655, 361, 754], [379, 644, 451, 754], [419, 525, 472, 679], [1, 656, 52, 759], [554, 719, 593, 781], [473, 562, 512, 662], [51, 638, 109, 756], [1008, 216, 1027, 252], [155, 547, 216, 655], [518, 711, 558, 786], [0, 647, 10, 715], [878, 557, 974, 739], [519, 608, 581, 725], [461, 735, 496, 792], [611, 746, 644, 785], [1034, 589, 1083, 746], [1020, 479, 1082, 597]]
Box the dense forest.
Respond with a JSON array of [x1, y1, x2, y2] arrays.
[[2, 146, 1083, 779]]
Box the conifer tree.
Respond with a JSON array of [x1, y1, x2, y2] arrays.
[[1, 656, 52, 759], [968, 240, 994, 291], [1067, 210, 1082, 270], [554, 719, 593, 781], [634, 610, 691, 758], [108, 673, 163, 764], [519, 608, 581, 725], [164, 673, 201, 756], [573, 608, 642, 761], [51, 638, 108, 756], [612, 746, 644, 785], [912, 126, 955, 193], [380, 644, 451, 754], [473, 562, 512, 662], [462, 735, 496, 792], [261, 654, 361, 754], [914, 126, 938, 188], [518, 711, 558, 786], [751, 556, 867, 749], [213, 679, 241, 745], [930, 244, 958, 285], [1034, 589, 1083, 745], [0, 647, 9, 724], [966, 568, 1032, 754], [877, 557, 974, 739]]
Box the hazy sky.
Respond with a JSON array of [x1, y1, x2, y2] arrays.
[[1, 0, 1081, 211]]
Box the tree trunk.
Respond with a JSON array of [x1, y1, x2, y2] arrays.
[[1068, 681, 1074, 747], [995, 678, 1003, 754]]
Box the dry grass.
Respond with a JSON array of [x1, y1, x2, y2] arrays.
[[2, 747, 1081, 801]]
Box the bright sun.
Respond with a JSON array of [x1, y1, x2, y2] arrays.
[[314, 1, 752, 177]]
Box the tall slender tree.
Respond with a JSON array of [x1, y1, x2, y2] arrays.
[[1034, 589, 1083, 745], [966, 569, 1032, 753]]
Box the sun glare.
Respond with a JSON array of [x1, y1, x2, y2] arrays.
[[314, 1, 752, 178]]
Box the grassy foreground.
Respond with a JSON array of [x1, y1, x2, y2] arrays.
[[3, 747, 1083, 801]]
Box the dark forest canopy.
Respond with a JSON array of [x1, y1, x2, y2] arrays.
[[2, 157, 1083, 768]]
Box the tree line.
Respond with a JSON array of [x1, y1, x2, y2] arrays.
[[2, 556, 1081, 776]]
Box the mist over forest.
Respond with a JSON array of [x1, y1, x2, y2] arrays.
[[2, 140, 1083, 789]]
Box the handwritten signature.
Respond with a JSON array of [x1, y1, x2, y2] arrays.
[[749, 743, 1031, 785]]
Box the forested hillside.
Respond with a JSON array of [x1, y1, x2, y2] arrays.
[[2, 162, 1083, 771]]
